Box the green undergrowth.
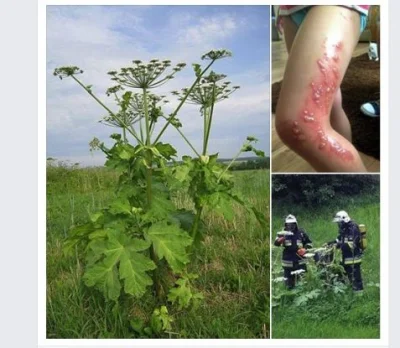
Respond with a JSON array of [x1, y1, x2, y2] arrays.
[[47, 167, 270, 338], [271, 192, 380, 339]]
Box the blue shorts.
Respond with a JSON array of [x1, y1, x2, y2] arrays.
[[290, 6, 368, 33]]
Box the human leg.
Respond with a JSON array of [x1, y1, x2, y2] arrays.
[[276, 6, 366, 172], [344, 264, 353, 284], [352, 263, 364, 291], [284, 267, 295, 289], [283, 15, 352, 142], [330, 88, 352, 141]]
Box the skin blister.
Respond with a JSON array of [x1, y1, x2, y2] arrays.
[[294, 38, 354, 161], [292, 121, 306, 141]]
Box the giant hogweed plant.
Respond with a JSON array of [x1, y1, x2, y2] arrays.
[[272, 249, 347, 309], [170, 71, 266, 244], [272, 247, 379, 309], [54, 49, 266, 317]]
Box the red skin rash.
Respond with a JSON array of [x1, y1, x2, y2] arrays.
[[292, 39, 354, 161]]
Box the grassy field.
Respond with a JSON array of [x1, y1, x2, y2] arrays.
[[271, 192, 380, 339], [46, 165, 270, 338]]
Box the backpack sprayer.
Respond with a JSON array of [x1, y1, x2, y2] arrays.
[[359, 224, 367, 250]]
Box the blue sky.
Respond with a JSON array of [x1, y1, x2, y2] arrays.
[[47, 5, 271, 166]]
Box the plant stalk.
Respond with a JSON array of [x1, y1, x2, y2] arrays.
[[70, 75, 144, 145], [202, 107, 208, 156], [160, 116, 200, 157], [139, 117, 145, 143], [191, 205, 204, 246], [143, 88, 151, 146], [191, 83, 218, 248], [204, 83, 216, 153], [217, 147, 244, 183], [142, 87, 163, 299], [153, 60, 215, 144]]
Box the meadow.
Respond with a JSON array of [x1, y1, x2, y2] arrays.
[[271, 186, 380, 339], [46, 164, 270, 338]]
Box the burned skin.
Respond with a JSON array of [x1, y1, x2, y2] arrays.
[[291, 40, 354, 161]]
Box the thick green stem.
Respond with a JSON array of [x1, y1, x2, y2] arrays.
[[153, 60, 215, 144], [122, 127, 126, 142], [193, 86, 217, 243], [149, 245, 163, 299], [204, 84, 216, 153], [202, 107, 208, 156], [191, 206, 204, 245], [70, 75, 143, 145], [139, 117, 145, 143], [145, 150, 162, 299], [141, 87, 163, 299], [144, 152, 161, 297], [143, 88, 151, 145]]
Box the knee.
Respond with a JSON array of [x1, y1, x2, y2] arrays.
[[275, 108, 310, 150]]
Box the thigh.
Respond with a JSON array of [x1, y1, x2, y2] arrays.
[[279, 6, 360, 113], [282, 16, 299, 53]]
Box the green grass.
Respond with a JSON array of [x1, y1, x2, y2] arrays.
[[271, 192, 380, 339], [46, 166, 270, 338]]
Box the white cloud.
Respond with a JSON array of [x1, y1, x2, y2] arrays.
[[177, 15, 237, 45], [46, 6, 270, 166]]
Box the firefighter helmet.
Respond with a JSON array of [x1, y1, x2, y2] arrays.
[[285, 214, 298, 231], [332, 210, 351, 223], [285, 214, 297, 224]]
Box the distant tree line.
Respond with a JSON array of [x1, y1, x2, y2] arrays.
[[272, 175, 379, 206], [229, 157, 270, 171]]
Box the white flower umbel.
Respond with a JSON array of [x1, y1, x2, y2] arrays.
[[172, 71, 239, 108], [108, 60, 186, 89], [276, 231, 294, 237], [273, 277, 288, 283], [291, 269, 306, 275]]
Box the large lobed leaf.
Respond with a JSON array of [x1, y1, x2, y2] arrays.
[[145, 222, 192, 273], [83, 229, 155, 301], [200, 191, 235, 221]]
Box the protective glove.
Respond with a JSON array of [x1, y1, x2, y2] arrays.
[[297, 248, 307, 257], [277, 237, 285, 244]]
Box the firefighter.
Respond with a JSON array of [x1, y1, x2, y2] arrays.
[[274, 214, 313, 289], [327, 210, 364, 292]]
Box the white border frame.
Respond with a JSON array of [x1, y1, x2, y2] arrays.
[[39, 0, 389, 346]]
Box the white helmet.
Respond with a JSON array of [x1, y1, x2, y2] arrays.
[[285, 214, 297, 224], [332, 210, 351, 223]]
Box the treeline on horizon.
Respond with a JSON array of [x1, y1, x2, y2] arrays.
[[46, 156, 271, 171]]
